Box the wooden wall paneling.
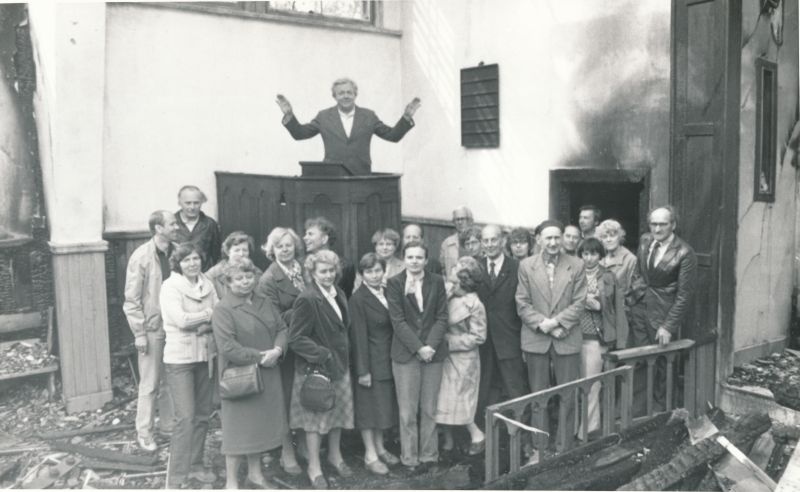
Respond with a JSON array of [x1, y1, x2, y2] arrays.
[[50, 243, 113, 412]]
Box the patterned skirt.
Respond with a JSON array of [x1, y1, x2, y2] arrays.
[[289, 369, 354, 434]]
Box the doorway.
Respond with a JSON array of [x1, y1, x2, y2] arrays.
[[549, 168, 649, 254]]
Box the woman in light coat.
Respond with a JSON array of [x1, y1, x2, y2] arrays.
[[435, 256, 487, 455], [160, 242, 219, 489]]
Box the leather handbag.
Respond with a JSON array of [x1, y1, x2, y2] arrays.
[[300, 366, 335, 412], [219, 364, 263, 400]]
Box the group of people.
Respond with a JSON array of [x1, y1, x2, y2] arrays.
[[123, 184, 698, 489]]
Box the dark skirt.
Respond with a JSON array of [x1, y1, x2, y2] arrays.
[[354, 378, 398, 430]]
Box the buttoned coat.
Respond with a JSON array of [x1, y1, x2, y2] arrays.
[[386, 271, 449, 363], [211, 292, 289, 453], [289, 282, 351, 381], [476, 255, 523, 360], [257, 261, 303, 325], [348, 285, 393, 381], [283, 106, 413, 176], [629, 233, 697, 336], [515, 253, 587, 355]]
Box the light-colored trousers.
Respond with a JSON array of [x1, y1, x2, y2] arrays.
[[135, 330, 175, 438], [579, 339, 608, 437], [392, 359, 444, 467]]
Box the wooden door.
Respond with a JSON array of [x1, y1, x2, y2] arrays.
[[671, 0, 740, 411]]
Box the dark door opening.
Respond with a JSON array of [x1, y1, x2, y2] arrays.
[[550, 169, 649, 254]]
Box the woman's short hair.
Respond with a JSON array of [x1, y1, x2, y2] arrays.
[[402, 240, 428, 258], [169, 242, 204, 274], [358, 252, 386, 275], [458, 225, 483, 247], [371, 228, 400, 248], [304, 217, 337, 247], [577, 237, 606, 258], [508, 227, 533, 247], [262, 227, 304, 261], [303, 249, 342, 284], [455, 256, 482, 293], [221, 231, 255, 259], [596, 219, 627, 244], [222, 257, 259, 282]]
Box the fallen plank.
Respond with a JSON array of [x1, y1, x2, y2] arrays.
[[775, 440, 800, 492], [37, 423, 134, 441], [0, 446, 49, 456], [717, 435, 777, 489], [714, 449, 773, 492], [79, 458, 162, 473], [750, 430, 777, 471], [49, 441, 158, 466]]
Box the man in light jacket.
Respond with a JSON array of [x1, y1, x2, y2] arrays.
[[123, 210, 179, 452]]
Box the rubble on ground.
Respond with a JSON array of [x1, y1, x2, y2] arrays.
[[0, 341, 58, 377]]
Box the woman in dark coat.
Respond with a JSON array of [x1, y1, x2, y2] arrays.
[[349, 253, 400, 475], [256, 226, 305, 474], [289, 250, 354, 489], [212, 259, 287, 489]]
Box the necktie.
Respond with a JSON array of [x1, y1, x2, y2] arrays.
[[489, 261, 497, 283], [546, 262, 555, 288], [648, 241, 661, 271]]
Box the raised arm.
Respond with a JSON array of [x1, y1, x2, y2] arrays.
[[277, 94, 321, 140]]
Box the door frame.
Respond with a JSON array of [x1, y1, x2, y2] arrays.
[[669, 0, 741, 398]]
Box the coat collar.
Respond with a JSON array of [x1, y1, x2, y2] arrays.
[[267, 261, 301, 295], [167, 272, 216, 301], [309, 281, 349, 328], [327, 105, 364, 143]]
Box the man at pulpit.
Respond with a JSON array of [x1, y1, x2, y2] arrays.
[[276, 78, 421, 175]]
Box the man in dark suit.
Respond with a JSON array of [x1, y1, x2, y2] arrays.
[[628, 206, 697, 412], [386, 241, 448, 470], [515, 220, 586, 453], [475, 225, 529, 420], [276, 78, 421, 175]]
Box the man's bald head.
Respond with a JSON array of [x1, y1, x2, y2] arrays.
[[481, 224, 505, 259], [402, 223, 424, 245]]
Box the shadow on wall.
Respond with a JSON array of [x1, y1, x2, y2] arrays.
[[559, 0, 671, 170]]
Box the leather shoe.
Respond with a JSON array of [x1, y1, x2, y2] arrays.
[[468, 439, 486, 456], [365, 458, 389, 475], [377, 451, 400, 465], [280, 458, 302, 476], [310, 474, 328, 490], [328, 460, 353, 477]]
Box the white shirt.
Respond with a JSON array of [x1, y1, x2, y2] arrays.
[[366, 285, 388, 309], [338, 108, 355, 138], [316, 281, 342, 321], [404, 271, 425, 311], [182, 215, 199, 232], [486, 254, 505, 277], [648, 234, 675, 267]]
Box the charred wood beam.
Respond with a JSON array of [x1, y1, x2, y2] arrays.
[[618, 412, 771, 491], [37, 423, 134, 441]]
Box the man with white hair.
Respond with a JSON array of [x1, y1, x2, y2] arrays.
[[276, 78, 421, 175], [439, 206, 474, 276]]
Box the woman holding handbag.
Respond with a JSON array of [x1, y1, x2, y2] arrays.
[[289, 250, 354, 489], [212, 259, 288, 489]]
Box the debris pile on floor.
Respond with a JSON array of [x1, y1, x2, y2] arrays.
[[728, 349, 800, 411], [0, 341, 58, 377]]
